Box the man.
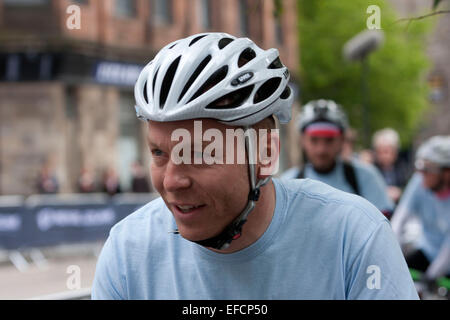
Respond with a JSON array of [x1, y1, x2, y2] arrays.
[[92, 33, 417, 299], [281, 100, 394, 218], [131, 161, 151, 193], [391, 136, 450, 283], [36, 162, 59, 194], [372, 128, 410, 204]]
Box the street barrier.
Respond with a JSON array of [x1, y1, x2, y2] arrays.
[[0, 195, 27, 250], [0, 193, 158, 251]]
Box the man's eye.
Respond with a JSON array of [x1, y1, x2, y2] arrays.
[[152, 149, 164, 157]]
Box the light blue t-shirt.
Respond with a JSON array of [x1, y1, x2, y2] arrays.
[[92, 178, 417, 300], [280, 160, 393, 213], [396, 173, 450, 263]]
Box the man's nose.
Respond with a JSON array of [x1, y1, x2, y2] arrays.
[[315, 141, 329, 154], [163, 160, 192, 192]]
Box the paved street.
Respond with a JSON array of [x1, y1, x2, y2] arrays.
[[0, 244, 102, 300]]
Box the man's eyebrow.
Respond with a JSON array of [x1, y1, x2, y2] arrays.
[[147, 139, 160, 148]]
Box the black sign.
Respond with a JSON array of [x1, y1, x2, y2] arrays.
[[0, 193, 158, 250]]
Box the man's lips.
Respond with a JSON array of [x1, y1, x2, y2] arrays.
[[170, 203, 206, 214]]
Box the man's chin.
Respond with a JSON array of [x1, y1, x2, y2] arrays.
[[312, 162, 335, 173], [176, 227, 221, 243]]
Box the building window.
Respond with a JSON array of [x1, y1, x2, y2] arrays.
[[72, 0, 89, 4], [115, 0, 136, 18], [200, 0, 212, 30], [152, 0, 173, 26], [239, 0, 249, 36]]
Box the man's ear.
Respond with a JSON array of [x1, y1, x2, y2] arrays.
[[258, 130, 280, 178]]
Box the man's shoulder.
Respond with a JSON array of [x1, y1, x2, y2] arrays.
[[399, 173, 427, 205], [348, 158, 382, 178], [277, 178, 387, 226], [279, 167, 300, 180], [406, 172, 423, 190], [109, 196, 171, 239]]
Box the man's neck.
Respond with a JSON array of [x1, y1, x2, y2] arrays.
[[376, 161, 394, 171], [208, 180, 276, 254], [311, 159, 338, 174]]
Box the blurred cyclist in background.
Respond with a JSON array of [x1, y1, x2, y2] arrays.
[[392, 135, 450, 284], [91, 33, 417, 299], [372, 128, 410, 204], [281, 99, 394, 218]]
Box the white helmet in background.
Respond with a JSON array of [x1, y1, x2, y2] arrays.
[[135, 32, 293, 126], [416, 135, 450, 169], [297, 99, 348, 133]]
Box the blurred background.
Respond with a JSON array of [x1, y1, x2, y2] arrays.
[[0, 0, 448, 299]]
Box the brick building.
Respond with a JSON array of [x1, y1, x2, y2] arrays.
[[0, 0, 299, 195]]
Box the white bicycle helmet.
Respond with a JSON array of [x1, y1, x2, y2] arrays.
[[134, 32, 293, 126], [297, 99, 349, 132], [416, 135, 450, 169]]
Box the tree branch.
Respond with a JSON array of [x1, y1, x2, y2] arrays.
[[394, 10, 450, 24]]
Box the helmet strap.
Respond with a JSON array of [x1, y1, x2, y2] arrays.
[[191, 126, 270, 250]]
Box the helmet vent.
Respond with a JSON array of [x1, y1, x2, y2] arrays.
[[254, 78, 282, 104], [143, 81, 149, 104], [218, 37, 234, 49], [238, 48, 256, 67], [160, 56, 181, 109], [280, 85, 291, 99], [188, 65, 228, 103], [189, 35, 207, 47], [206, 85, 254, 110], [152, 67, 159, 96], [178, 55, 212, 103], [168, 42, 178, 49], [268, 57, 283, 69]]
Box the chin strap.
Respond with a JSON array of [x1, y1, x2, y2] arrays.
[[170, 125, 270, 250], [193, 177, 269, 250]]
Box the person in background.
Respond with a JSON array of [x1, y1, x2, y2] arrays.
[[102, 166, 121, 196], [77, 166, 97, 193], [281, 99, 394, 218], [36, 163, 59, 194], [131, 161, 151, 193], [391, 135, 450, 286], [372, 128, 410, 204]]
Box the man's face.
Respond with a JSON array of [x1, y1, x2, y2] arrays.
[[375, 144, 398, 167], [147, 119, 250, 242], [301, 134, 344, 172], [417, 160, 443, 191]]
